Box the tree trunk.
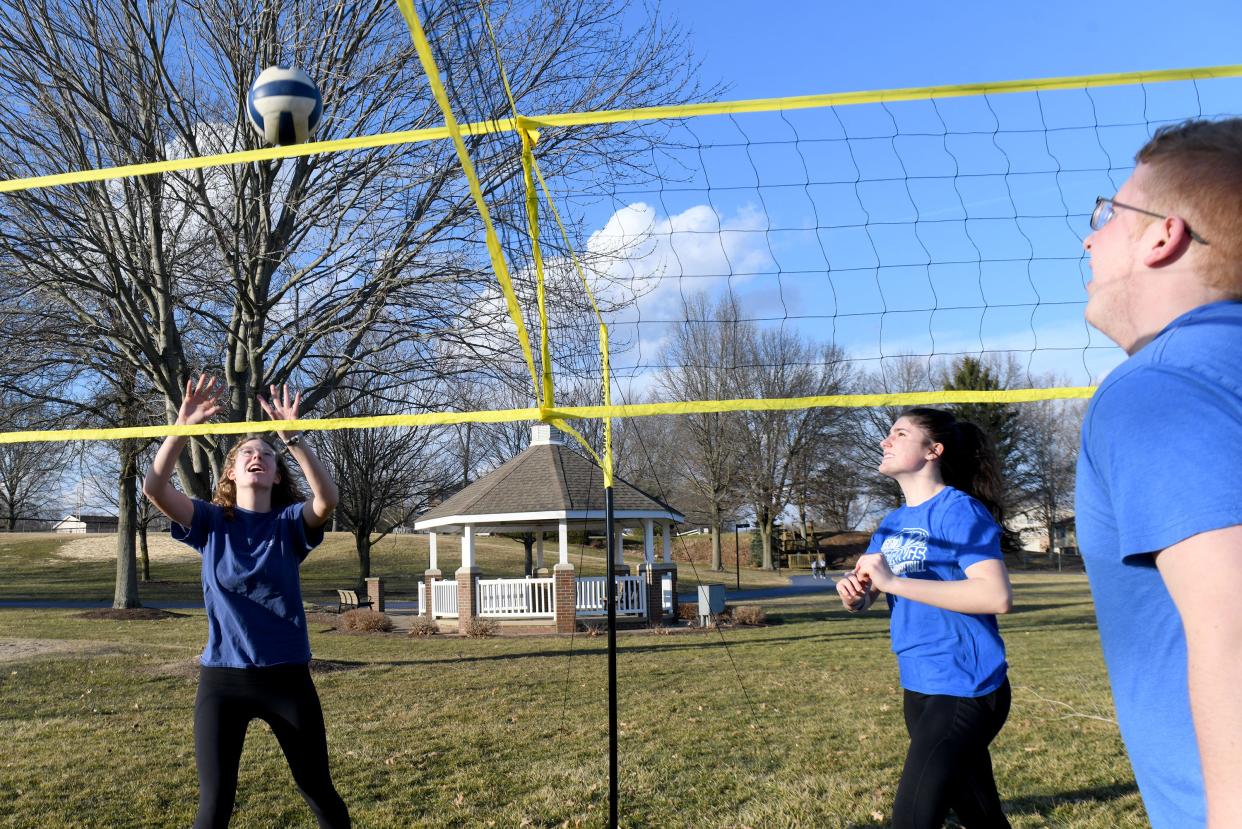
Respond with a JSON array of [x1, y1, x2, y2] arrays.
[[758, 505, 775, 571], [138, 524, 150, 582], [355, 532, 371, 593], [709, 503, 722, 571], [523, 535, 535, 577], [113, 440, 141, 609]]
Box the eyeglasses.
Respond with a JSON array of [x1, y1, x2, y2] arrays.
[[1091, 196, 1210, 245]]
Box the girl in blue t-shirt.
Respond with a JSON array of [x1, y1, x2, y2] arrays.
[[143, 374, 350, 829], [836, 407, 1014, 829]]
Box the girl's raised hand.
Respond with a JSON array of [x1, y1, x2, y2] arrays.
[[258, 384, 303, 442], [177, 374, 224, 426]]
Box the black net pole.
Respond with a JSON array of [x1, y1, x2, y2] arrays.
[[604, 485, 618, 828]]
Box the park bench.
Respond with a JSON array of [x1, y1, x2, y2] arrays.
[[335, 589, 373, 613]]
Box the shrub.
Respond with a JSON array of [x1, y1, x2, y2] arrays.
[[408, 616, 440, 637], [676, 601, 699, 622], [731, 605, 767, 626], [339, 609, 394, 633], [461, 616, 499, 638]]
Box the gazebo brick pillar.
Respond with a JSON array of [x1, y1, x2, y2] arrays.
[[423, 569, 441, 617], [365, 576, 384, 613], [640, 562, 664, 624], [554, 562, 577, 633], [456, 567, 480, 621]]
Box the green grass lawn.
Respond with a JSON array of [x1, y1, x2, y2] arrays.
[[0, 534, 1139, 828]]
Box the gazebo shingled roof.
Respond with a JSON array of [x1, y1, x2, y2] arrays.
[[414, 426, 683, 531]]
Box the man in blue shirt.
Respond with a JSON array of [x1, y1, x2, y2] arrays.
[[1077, 118, 1242, 829]]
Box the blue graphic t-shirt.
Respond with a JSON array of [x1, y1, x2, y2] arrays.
[[866, 486, 1007, 697], [1076, 300, 1242, 829], [172, 499, 323, 668]]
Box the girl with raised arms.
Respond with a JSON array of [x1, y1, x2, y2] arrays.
[[142, 374, 350, 829], [837, 406, 1013, 829]]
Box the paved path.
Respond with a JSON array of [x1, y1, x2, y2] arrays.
[[677, 573, 843, 603], [0, 574, 849, 611]]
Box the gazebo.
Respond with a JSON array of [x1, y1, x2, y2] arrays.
[[413, 424, 685, 631]]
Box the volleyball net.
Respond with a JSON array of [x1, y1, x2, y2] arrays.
[[1, 0, 1240, 491]]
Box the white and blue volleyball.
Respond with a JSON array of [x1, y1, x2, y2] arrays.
[[246, 66, 322, 146]]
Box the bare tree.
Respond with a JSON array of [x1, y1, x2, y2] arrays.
[[655, 293, 747, 569], [0, 286, 165, 606], [80, 440, 165, 582], [1016, 387, 1083, 560], [317, 382, 455, 589], [0, 399, 72, 529], [0, 0, 702, 502], [735, 328, 853, 570], [792, 447, 865, 534]]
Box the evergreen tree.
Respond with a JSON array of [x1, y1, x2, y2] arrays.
[[943, 357, 1032, 542]]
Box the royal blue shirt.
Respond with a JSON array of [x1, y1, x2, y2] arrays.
[[1076, 300, 1242, 829], [172, 499, 323, 668], [866, 486, 1007, 697]]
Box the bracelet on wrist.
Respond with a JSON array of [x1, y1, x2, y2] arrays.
[[283, 433, 303, 448]]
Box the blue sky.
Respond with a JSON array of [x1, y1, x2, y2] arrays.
[[565, 1, 1242, 393], [674, 1, 1242, 98]]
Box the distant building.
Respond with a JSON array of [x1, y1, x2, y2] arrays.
[[53, 513, 119, 534], [1051, 517, 1078, 556], [1005, 507, 1076, 556]]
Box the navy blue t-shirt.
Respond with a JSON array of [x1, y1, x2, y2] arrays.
[[1076, 300, 1242, 829], [866, 486, 1007, 697], [173, 499, 323, 668]]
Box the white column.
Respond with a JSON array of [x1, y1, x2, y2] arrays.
[[429, 532, 438, 570], [536, 532, 545, 571], [615, 526, 625, 568], [643, 519, 655, 564], [462, 525, 476, 570], [558, 520, 569, 566], [662, 521, 672, 563]]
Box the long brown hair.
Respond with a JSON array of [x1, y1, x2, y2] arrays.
[[212, 435, 303, 519], [901, 407, 1003, 521]]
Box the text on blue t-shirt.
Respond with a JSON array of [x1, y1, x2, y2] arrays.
[[866, 486, 1007, 697]]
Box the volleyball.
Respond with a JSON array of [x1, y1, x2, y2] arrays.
[[246, 66, 322, 146]]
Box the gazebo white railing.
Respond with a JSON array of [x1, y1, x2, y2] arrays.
[[477, 577, 555, 618], [415, 580, 460, 618], [575, 575, 647, 617], [417, 575, 648, 619]]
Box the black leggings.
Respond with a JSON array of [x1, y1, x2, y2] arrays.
[[193, 664, 351, 829], [892, 678, 1011, 829]]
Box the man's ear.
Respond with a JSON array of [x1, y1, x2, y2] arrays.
[[1143, 216, 1193, 268]]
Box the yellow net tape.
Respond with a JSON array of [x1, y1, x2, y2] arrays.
[[4, 64, 1239, 194], [471, 0, 616, 484], [0, 388, 1096, 446]]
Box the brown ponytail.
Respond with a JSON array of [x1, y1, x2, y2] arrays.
[[901, 407, 1003, 521]]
